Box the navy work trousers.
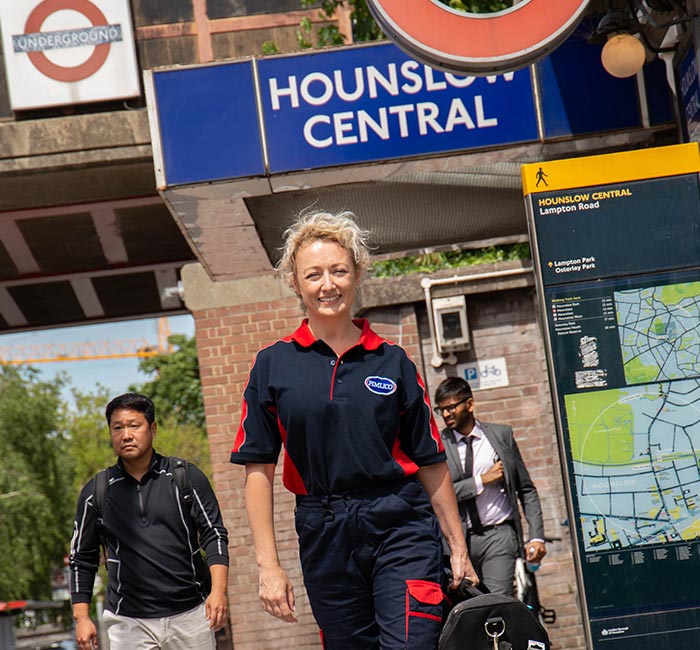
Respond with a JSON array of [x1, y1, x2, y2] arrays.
[[295, 478, 444, 650]]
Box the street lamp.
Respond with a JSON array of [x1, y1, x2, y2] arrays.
[[591, 0, 696, 79], [593, 9, 646, 78], [601, 32, 647, 77]]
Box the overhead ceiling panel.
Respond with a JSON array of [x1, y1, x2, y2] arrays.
[[115, 203, 194, 265], [0, 239, 19, 279], [10, 281, 85, 326], [18, 213, 107, 274], [246, 167, 527, 266], [93, 271, 163, 318]]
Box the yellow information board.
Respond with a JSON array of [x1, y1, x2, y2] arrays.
[[524, 143, 700, 650]]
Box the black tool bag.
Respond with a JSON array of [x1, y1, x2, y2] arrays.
[[439, 589, 551, 650]]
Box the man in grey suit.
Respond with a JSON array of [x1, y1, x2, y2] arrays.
[[434, 377, 546, 596]]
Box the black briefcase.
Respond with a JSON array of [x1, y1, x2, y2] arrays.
[[439, 586, 551, 650]]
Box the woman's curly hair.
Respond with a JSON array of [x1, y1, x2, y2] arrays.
[[276, 210, 372, 289]]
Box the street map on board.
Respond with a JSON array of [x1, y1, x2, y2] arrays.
[[616, 280, 700, 384], [566, 380, 700, 553]]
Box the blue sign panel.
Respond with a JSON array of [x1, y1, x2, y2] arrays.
[[153, 61, 265, 186], [256, 42, 539, 174], [678, 42, 700, 142], [148, 35, 671, 187]]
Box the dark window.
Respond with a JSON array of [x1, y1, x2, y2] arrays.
[[440, 312, 463, 340], [131, 0, 193, 26], [206, 0, 303, 20]]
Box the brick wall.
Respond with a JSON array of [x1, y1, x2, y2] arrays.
[[192, 282, 588, 649]]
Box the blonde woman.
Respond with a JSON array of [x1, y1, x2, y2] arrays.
[[231, 211, 476, 649]]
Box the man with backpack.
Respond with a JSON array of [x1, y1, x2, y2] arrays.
[[69, 393, 229, 650]]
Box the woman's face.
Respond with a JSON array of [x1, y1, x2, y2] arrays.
[[294, 239, 359, 321]]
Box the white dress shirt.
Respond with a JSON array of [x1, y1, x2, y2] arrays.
[[453, 420, 513, 529]]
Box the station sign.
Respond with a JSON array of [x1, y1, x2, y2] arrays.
[[0, 0, 140, 110], [257, 43, 538, 174], [147, 41, 538, 187], [147, 29, 673, 189]]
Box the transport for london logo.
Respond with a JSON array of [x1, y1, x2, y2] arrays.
[[366, 0, 590, 74], [13, 0, 122, 82]]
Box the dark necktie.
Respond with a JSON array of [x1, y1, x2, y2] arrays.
[[463, 435, 483, 534]]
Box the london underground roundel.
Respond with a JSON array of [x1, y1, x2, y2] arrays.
[[367, 0, 591, 75], [24, 0, 111, 82]]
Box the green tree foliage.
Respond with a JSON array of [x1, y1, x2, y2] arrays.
[[0, 366, 72, 600], [296, 0, 512, 46], [131, 334, 206, 431], [129, 334, 212, 476], [298, 0, 385, 47], [154, 419, 212, 478], [64, 386, 116, 496], [442, 0, 512, 12]]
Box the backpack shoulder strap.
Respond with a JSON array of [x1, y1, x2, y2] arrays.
[[170, 456, 194, 507], [93, 469, 108, 524], [93, 468, 109, 558]]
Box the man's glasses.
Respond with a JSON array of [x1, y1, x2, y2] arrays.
[[433, 398, 469, 415]]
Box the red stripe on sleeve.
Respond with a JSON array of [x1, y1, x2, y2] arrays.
[[391, 437, 420, 476], [232, 399, 249, 453], [414, 371, 444, 453], [278, 416, 308, 495]]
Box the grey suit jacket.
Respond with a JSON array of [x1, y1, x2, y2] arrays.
[[441, 421, 545, 558]]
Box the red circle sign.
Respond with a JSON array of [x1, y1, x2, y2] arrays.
[[24, 0, 111, 82], [367, 0, 591, 74]]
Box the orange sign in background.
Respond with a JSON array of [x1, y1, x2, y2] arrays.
[[367, 0, 591, 74]]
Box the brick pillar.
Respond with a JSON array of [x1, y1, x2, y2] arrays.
[[181, 263, 324, 649]]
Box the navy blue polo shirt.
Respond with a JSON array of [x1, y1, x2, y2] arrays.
[[231, 319, 445, 495]]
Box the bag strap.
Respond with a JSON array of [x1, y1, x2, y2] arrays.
[[170, 456, 195, 513], [93, 469, 109, 560]]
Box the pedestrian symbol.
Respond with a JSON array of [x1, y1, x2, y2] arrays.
[[535, 167, 548, 187]]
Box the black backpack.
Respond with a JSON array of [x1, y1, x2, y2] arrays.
[[93, 457, 194, 555]]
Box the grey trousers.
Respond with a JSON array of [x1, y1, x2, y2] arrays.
[[102, 603, 215, 650], [467, 521, 519, 596]]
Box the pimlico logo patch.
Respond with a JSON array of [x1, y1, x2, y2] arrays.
[[364, 376, 397, 395]]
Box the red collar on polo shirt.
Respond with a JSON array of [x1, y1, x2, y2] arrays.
[[290, 318, 384, 351]]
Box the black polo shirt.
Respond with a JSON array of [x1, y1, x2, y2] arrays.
[[231, 319, 445, 495]]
